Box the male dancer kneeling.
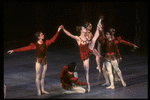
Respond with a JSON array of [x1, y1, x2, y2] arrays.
[[59, 62, 88, 94]]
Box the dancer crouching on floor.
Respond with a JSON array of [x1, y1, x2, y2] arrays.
[[60, 62, 87, 94]]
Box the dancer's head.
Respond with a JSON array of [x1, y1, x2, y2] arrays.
[[35, 32, 44, 41], [85, 22, 92, 31], [76, 26, 87, 35], [105, 29, 113, 40], [109, 28, 115, 35], [68, 62, 77, 72]]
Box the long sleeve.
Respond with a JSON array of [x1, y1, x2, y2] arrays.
[[70, 77, 87, 86], [117, 36, 134, 47], [59, 66, 68, 83], [46, 31, 60, 47], [13, 43, 36, 52]]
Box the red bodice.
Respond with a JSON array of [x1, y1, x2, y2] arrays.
[[79, 43, 93, 61]]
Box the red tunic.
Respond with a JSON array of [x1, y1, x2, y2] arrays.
[[79, 43, 93, 61], [13, 31, 60, 64], [98, 36, 121, 60], [59, 66, 87, 90]]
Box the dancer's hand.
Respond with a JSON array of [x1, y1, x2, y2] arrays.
[[119, 57, 122, 61], [60, 83, 62, 87], [7, 50, 14, 54], [98, 26, 102, 31], [134, 45, 138, 49], [58, 25, 63, 32]]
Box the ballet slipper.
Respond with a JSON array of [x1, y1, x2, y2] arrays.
[[96, 66, 101, 73], [86, 83, 90, 92], [37, 90, 41, 96], [106, 85, 115, 89], [121, 81, 126, 87], [41, 90, 49, 94], [101, 82, 110, 86]]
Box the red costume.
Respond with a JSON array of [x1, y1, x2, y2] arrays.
[[13, 31, 60, 65], [79, 43, 93, 61], [59, 66, 87, 90], [98, 36, 121, 60], [78, 37, 93, 61], [115, 36, 135, 46]]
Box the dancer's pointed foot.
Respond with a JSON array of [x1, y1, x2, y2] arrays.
[[86, 83, 90, 92], [121, 81, 126, 87], [96, 66, 101, 73], [37, 90, 41, 96], [101, 82, 110, 86], [42, 90, 49, 94], [106, 85, 115, 89]]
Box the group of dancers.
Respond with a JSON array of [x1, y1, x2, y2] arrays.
[[6, 14, 138, 97]]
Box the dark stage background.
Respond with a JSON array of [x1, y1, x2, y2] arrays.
[[3, 2, 148, 52]]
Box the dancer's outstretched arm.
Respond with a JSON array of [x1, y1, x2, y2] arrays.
[[62, 26, 79, 41], [46, 25, 63, 46], [7, 43, 36, 54]]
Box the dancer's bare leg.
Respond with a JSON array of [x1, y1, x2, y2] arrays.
[[41, 64, 49, 94], [92, 49, 101, 73], [83, 59, 90, 92]]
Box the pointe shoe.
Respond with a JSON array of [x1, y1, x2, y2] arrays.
[[106, 85, 115, 89], [101, 82, 110, 86], [122, 81, 126, 87], [42, 90, 49, 94], [37, 90, 41, 96], [96, 66, 101, 73], [86, 84, 90, 92]]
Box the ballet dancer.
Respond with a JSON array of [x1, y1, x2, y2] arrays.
[[60, 62, 87, 94], [7, 25, 63, 96], [61, 19, 102, 92], [98, 29, 126, 89], [101, 28, 138, 86], [84, 22, 101, 73]]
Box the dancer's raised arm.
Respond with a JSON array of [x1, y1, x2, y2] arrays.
[[62, 26, 79, 41]]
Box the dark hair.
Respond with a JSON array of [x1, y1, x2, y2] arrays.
[[110, 28, 115, 33], [68, 62, 77, 72], [84, 22, 91, 28], [34, 31, 42, 41], [76, 26, 83, 36], [106, 28, 113, 36]]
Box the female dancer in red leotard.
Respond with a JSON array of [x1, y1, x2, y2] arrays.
[[61, 19, 102, 92]]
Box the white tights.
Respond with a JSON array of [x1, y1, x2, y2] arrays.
[[103, 59, 126, 89], [35, 62, 48, 95]]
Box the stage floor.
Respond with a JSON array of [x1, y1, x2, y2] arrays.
[[4, 46, 148, 99]]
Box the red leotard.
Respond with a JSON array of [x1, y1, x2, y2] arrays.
[[78, 37, 93, 61]]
